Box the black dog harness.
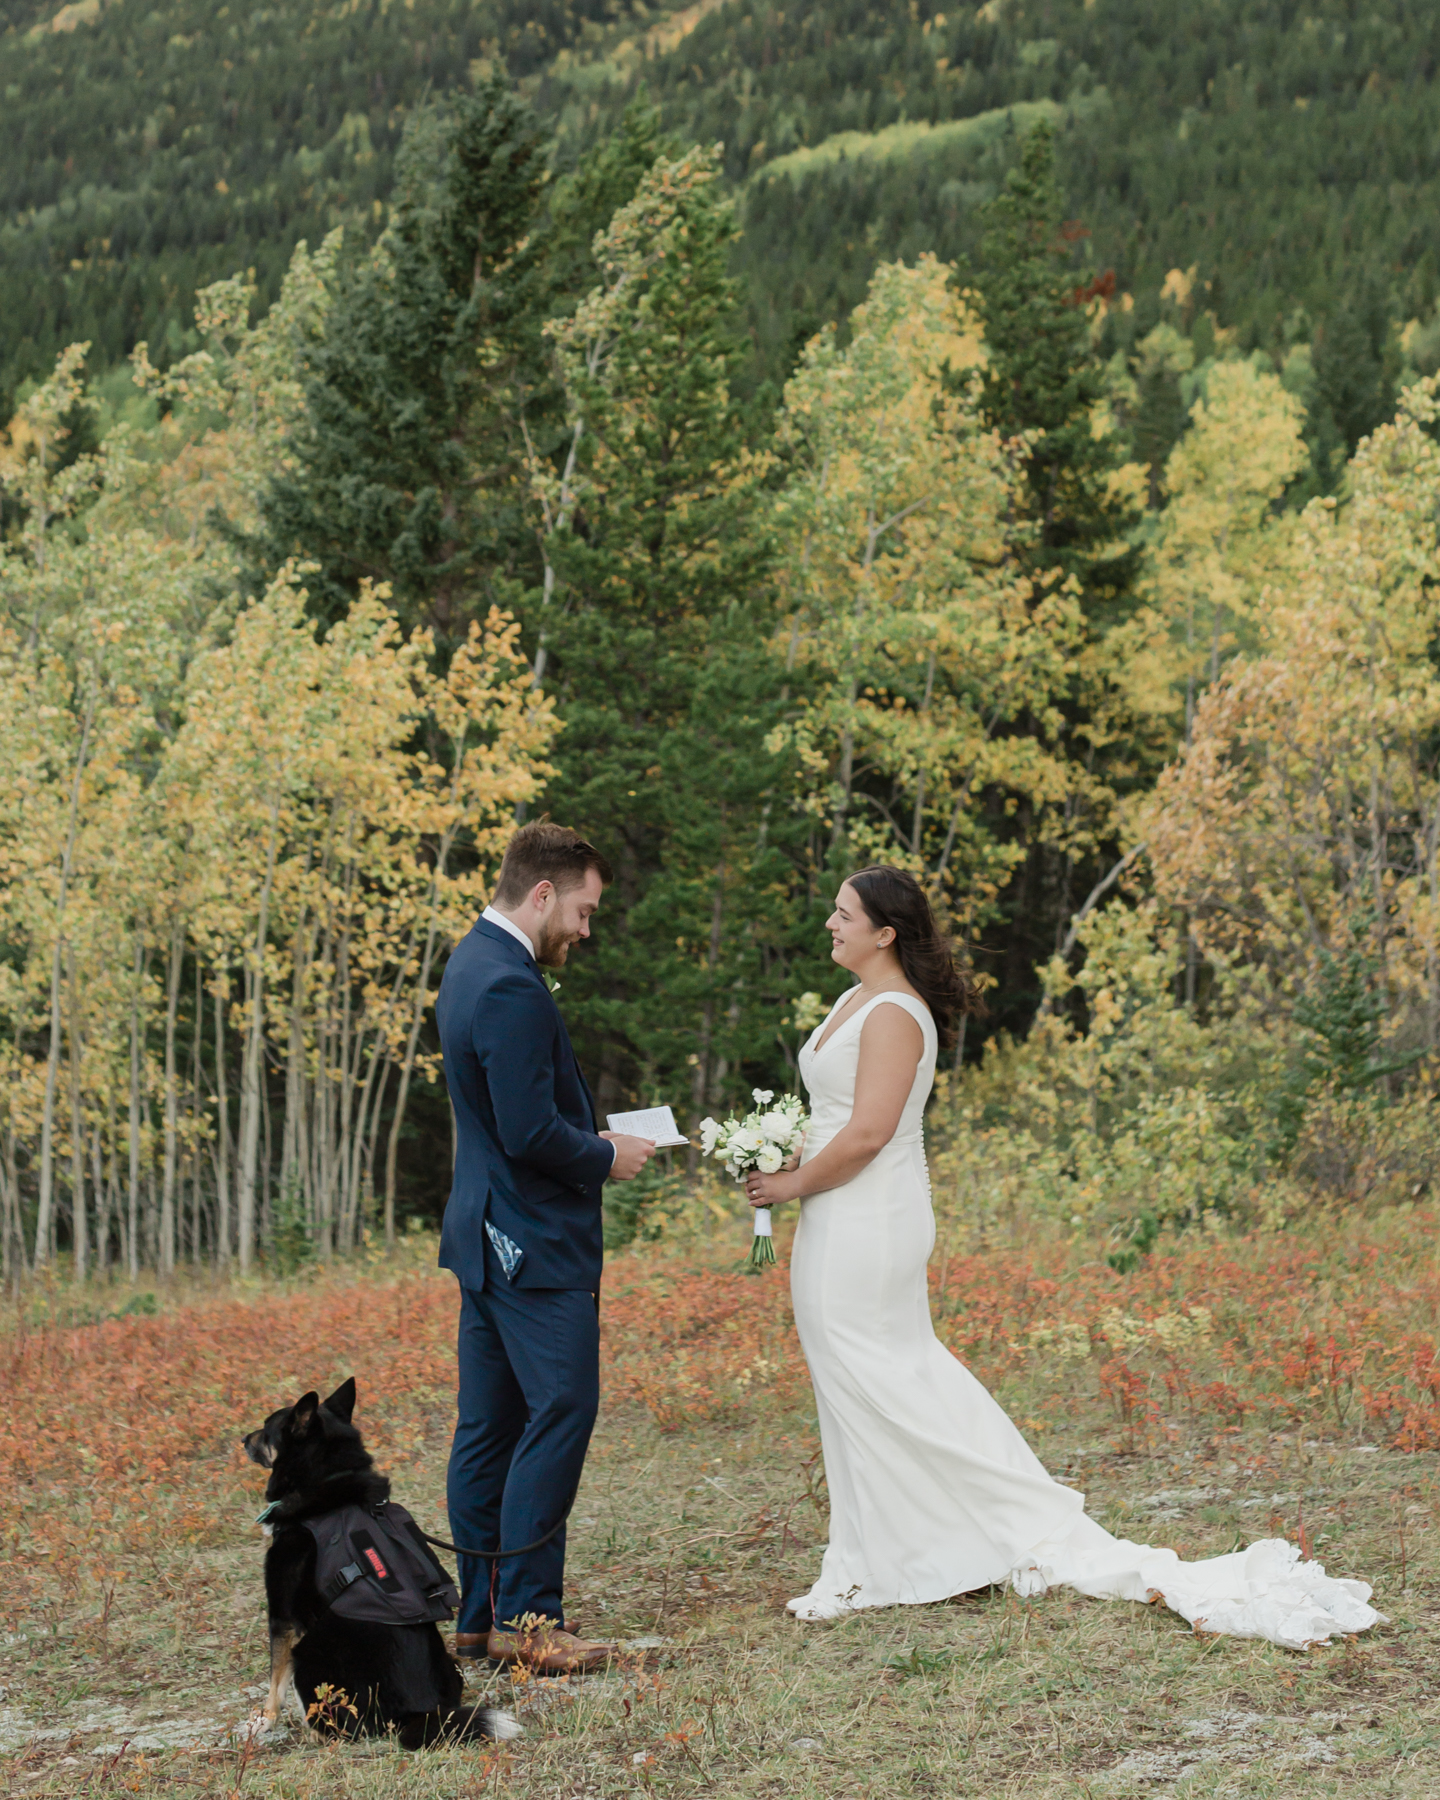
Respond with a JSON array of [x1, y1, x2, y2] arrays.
[[304, 1500, 461, 1627]]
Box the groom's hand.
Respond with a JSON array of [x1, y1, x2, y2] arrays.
[[600, 1131, 656, 1181]]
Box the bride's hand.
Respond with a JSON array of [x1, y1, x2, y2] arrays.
[[746, 1168, 801, 1207]]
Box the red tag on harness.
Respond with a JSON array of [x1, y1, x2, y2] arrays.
[[363, 1546, 389, 1580]]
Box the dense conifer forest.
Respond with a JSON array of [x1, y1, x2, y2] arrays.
[[6, 0, 1440, 454]]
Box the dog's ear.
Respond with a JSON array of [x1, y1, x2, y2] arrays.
[[288, 1392, 320, 1435], [323, 1377, 356, 1423]]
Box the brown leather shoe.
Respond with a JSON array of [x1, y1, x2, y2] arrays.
[[453, 1622, 581, 1659], [486, 1622, 616, 1674]]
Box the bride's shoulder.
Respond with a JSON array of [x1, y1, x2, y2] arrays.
[[860, 989, 933, 1038], [871, 986, 931, 1019]]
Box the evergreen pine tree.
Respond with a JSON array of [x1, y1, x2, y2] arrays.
[[968, 123, 1144, 1032], [252, 77, 549, 635], [1308, 277, 1400, 483], [970, 121, 1139, 619], [537, 146, 785, 1114], [541, 101, 674, 320]]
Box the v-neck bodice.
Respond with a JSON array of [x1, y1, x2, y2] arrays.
[[798, 990, 936, 1149]]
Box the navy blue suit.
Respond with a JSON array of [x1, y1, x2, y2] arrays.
[[436, 918, 614, 1632]]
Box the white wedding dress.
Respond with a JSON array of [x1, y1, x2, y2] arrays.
[[786, 991, 1383, 1651]]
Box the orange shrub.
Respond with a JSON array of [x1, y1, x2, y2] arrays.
[[3, 1212, 1438, 1619]]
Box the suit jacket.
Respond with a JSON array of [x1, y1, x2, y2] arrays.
[[436, 918, 613, 1291]]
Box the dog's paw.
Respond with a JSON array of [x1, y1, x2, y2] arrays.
[[480, 1708, 523, 1741]]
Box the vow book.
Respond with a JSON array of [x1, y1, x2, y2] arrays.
[[605, 1105, 689, 1148]]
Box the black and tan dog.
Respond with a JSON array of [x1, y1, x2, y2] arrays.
[[242, 1377, 518, 1747]]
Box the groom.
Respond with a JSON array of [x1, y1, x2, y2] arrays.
[[437, 822, 655, 1674]]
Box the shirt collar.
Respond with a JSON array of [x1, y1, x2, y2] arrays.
[[481, 905, 536, 961]]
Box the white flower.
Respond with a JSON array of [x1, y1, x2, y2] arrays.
[[758, 1110, 792, 1143], [698, 1117, 721, 1155], [729, 1126, 763, 1157], [756, 1143, 784, 1173], [751, 1088, 774, 1106]]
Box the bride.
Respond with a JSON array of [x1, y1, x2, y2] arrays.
[[742, 866, 1382, 1651]]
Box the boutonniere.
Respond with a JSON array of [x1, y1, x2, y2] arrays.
[[543, 973, 562, 996]]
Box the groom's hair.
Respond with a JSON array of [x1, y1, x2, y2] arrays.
[[493, 821, 613, 905]]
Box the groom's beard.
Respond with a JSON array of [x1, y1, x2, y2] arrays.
[[535, 918, 573, 968]]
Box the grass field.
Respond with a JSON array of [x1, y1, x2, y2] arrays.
[[4, 1204, 1440, 1798]]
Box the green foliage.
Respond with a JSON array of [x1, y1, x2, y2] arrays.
[[541, 100, 677, 320], [928, 900, 1281, 1235], [1308, 279, 1403, 481], [251, 79, 550, 634], [1269, 936, 1423, 1162], [1106, 1209, 1158, 1275], [972, 122, 1139, 613], [11, 0, 1440, 468], [600, 1155, 691, 1251], [13, 15, 1440, 1259], [267, 1175, 316, 1277], [1293, 943, 1391, 1096], [963, 123, 1144, 1029], [535, 143, 799, 1106]]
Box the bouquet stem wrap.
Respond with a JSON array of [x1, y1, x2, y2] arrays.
[[747, 1206, 776, 1271], [699, 1089, 807, 1275]]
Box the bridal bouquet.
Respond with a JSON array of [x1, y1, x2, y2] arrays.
[[699, 1089, 808, 1271]]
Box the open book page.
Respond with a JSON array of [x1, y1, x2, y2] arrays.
[[605, 1105, 689, 1148]]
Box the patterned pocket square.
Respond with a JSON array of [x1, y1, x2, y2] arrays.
[[484, 1219, 525, 1280]]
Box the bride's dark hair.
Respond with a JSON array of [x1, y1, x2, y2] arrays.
[[845, 866, 985, 1047]]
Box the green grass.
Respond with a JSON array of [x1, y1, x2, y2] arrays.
[[751, 100, 1063, 186]]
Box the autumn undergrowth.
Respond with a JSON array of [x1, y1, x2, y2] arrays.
[[4, 1204, 1440, 1797]]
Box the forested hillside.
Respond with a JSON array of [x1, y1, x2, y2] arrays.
[[563, 0, 1440, 426], [0, 0, 639, 401], [7, 0, 1440, 461]]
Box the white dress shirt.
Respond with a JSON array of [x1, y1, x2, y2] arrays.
[[481, 904, 535, 959], [479, 905, 615, 1169]]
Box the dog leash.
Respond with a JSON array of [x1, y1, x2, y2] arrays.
[[419, 1487, 577, 1562], [258, 1480, 576, 1562]]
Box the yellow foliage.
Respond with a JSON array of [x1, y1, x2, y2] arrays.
[[769, 255, 1084, 921], [1147, 376, 1440, 1023]]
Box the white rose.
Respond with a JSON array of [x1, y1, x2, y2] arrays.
[[758, 1111, 792, 1143], [756, 1143, 784, 1173]]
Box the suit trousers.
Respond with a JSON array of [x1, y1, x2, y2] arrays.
[[446, 1236, 599, 1633]]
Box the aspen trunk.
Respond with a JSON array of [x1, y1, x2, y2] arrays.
[[35, 695, 96, 1267], [160, 916, 184, 1277], [237, 796, 281, 1273], [384, 818, 462, 1245], [213, 974, 232, 1266], [127, 939, 145, 1281], [1, 1115, 19, 1286], [67, 947, 87, 1283], [190, 954, 204, 1263], [385, 920, 444, 1247], [98, 1098, 115, 1275]]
